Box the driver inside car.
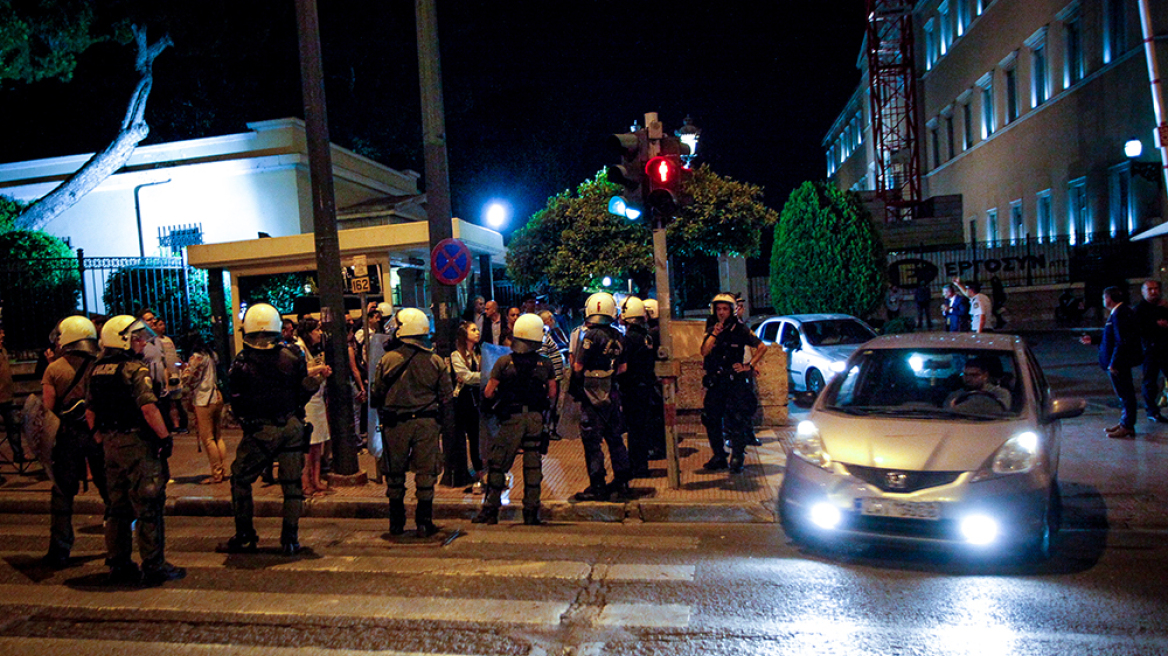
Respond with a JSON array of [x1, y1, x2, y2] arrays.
[[944, 357, 1012, 415]]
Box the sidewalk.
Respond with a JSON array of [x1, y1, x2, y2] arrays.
[[0, 424, 789, 524]]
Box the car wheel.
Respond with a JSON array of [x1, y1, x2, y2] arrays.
[[806, 369, 825, 395]]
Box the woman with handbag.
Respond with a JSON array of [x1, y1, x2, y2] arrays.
[[451, 321, 483, 490], [181, 332, 227, 484]]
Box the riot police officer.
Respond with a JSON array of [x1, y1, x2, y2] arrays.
[[618, 297, 659, 477], [40, 315, 106, 567], [225, 303, 320, 556], [371, 308, 453, 538], [570, 292, 631, 501], [86, 315, 184, 585], [700, 293, 767, 473], [473, 313, 556, 525]]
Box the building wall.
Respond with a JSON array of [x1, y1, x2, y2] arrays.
[[0, 119, 422, 257]]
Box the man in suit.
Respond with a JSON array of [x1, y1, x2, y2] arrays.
[[1082, 286, 1143, 438]]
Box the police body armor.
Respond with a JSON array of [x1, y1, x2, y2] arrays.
[[621, 323, 655, 387], [494, 352, 552, 418], [571, 325, 622, 408], [228, 344, 313, 425], [89, 352, 150, 433]]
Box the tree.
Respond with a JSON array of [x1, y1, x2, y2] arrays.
[[506, 165, 778, 298], [0, 229, 81, 351], [0, 0, 106, 86], [0, 194, 27, 233], [769, 181, 885, 318], [15, 24, 171, 231]]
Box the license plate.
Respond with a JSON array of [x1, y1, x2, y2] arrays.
[[859, 498, 941, 521]]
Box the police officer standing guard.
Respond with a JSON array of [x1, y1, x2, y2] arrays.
[[700, 293, 767, 474], [225, 304, 320, 556], [473, 313, 556, 525], [371, 308, 454, 538], [87, 315, 185, 585], [570, 292, 632, 501], [618, 297, 659, 478]]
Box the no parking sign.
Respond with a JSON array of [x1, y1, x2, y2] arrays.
[[431, 238, 471, 286]]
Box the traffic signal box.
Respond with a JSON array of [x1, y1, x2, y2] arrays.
[[606, 119, 692, 223], [606, 130, 648, 211]]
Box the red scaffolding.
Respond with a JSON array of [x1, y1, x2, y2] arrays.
[[866, 0, 921, 223]]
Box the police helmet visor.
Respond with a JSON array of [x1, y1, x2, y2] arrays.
[[243, 332, 281, 349], [511, 337, 541, 354], [125, 319, 157, 343]]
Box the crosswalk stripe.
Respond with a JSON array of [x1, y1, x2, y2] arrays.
[[0, 584, 571, 626], [597, 602, 691, 627], [0, 636, 489, 656], [0, 552, 696, 582]]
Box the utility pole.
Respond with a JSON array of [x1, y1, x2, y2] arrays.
[[294, 0, 361, 482], [417, 0, 471, 487]]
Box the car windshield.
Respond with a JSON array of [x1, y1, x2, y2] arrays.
[[824, 348, 1024, 419], [802, 319, 876, 346]]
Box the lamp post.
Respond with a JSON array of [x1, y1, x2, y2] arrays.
[[675, 115, 702, 168]]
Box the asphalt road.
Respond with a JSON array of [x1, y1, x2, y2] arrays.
[[0, 514, 1165, 655]]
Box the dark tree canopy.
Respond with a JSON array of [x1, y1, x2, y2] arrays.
[[769, 181, 885, 318]]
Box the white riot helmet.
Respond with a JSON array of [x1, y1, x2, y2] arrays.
[[58, 316, 99, 355], [710, 293, 737, 314], [377, 301, 394, 318], [242, 303, 282, 349], [101, 315, 154, 352], [643, 299, 659, 320], [511, 313, 545, 354], [620, 296, 645, 323], [395, 307, 431, 346], [584, 292, 617, 325]]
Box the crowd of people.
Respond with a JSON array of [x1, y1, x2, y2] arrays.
[[888, 276, 1008, 333]]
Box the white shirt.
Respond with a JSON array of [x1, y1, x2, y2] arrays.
[[970, 293, 992, 331]]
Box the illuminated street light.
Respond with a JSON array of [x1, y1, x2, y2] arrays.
[[675, 115, 701, 168], [1125, 139, 1143, 158], [602, 276, 612, 287], [485, 202, 508, 229]]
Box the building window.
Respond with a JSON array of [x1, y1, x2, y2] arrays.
[[1065, 15, 1083, 84], [1033, 43, 1048, 106], [1010, 200, 1025, 244], [963, 101, 973, 148], [1037, 191, 1052, 241], [1110, 165, 1133, 236], [1069, 177, 1088, 244], [939, 1, 951, 54], [1005, 67, 1019, 123], [1104, 0, 1126, 64], [946, 115, 955, 160], [987, 208, 999, 243], [931, 125, 941, 169], [925, 20, 937, 70], [981, 78, 995, 138], [956, 0, 968, 36]]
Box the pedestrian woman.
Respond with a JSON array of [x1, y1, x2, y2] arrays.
[[295, 317, 333, 496], [181, 331, 227, 484], [506, 306, 521, 336], [451, 320, 483, 486]]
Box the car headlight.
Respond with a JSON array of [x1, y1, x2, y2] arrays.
[[829, 360, 847, 373], [972, 431, 1039, 481], [792, 421, 832, 469]]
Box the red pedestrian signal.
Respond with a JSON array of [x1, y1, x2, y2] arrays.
[[645, 156, 683, 215]]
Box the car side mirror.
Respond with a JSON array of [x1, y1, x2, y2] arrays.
[[791, 391, 818, 409], [1046, 397, 1086, 422]]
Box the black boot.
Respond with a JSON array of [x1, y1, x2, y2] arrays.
[[389, 499, 406, 536], [225, 533, 259, 554], [523, 506, 542, 526], [472, 505, 499, 524], [415, 500, 439, 538]]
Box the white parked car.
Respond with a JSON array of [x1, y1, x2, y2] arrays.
[[754, 314, 877, 393], [779, 332, 1084, 559]]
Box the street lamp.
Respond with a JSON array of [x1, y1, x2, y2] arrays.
[[1126, 138, 1161, 183], [484, 201, 509, 229], [675, 115, 701, 168]]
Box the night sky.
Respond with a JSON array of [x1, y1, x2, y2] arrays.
[[1, 1, 868, 237]]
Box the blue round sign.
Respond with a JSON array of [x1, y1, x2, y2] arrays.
[[431, 238, 472, 285]]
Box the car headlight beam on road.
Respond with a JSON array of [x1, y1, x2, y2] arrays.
[[793, 421, 832, 469], [972, 431, 1040, 481]]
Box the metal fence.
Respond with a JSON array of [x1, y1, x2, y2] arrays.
[[0, 249, 204, 356]]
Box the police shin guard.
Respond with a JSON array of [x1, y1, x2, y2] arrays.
[[388, 499, 407, 536], [415, 500, 439, 538], [523, 505, 543, 526]]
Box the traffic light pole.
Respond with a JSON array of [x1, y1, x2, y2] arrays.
[[652, 217, 682, 490]]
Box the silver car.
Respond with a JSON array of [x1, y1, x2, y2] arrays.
[[754, 314, 877, 393], [779, 333, 1084, 559]]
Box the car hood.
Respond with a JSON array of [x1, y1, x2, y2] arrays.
[[813, 411, 1025, 471], [810, 344, 860, 363]]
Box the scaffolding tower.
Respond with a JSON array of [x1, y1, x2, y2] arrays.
[[866, 0, 921, 223]]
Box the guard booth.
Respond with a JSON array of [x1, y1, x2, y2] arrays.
[[186, 220, 504, 356]]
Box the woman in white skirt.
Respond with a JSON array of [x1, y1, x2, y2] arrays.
[[295, 317, 333, 497]]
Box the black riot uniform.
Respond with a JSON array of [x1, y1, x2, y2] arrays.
[[571, 323, 631, 500], [701, 316, 762, 472], [370, 338, 454, 537], [619, 321, 660, 476], [88, 348, 180, 584], [226, 343, 318, 554], [474, 349, 555, 525]]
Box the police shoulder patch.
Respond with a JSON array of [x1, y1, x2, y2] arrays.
[[581, 338, 592, 350], [93, 363, 120, 376]]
